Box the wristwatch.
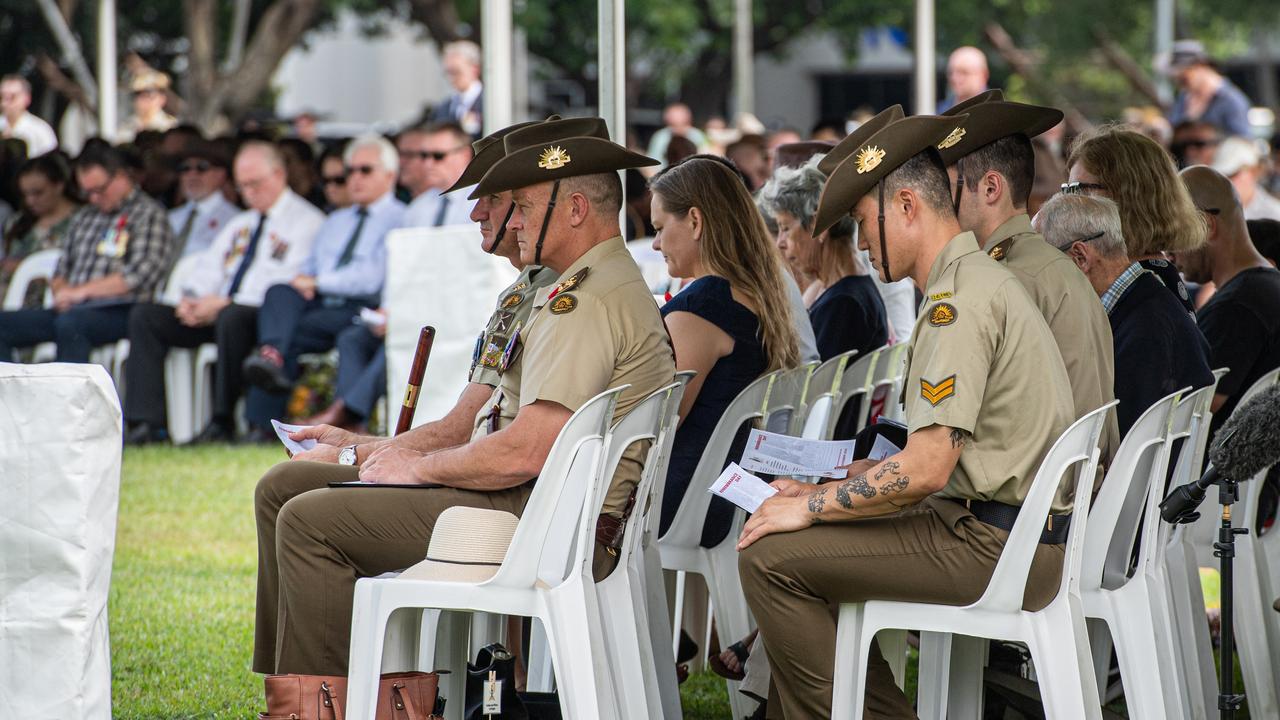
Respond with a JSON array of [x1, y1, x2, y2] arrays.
[[338, 445, 358, 466]]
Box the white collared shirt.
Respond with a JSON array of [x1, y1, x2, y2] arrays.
[[0, 111, 58, 157], [181, 189, 324, 306], [168, 192, 241, 258], [402, 187, 476, 229]]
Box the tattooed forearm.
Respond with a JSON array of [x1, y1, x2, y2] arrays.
[[949, 428, 967, 449], [808, 488, 828, 514], [874, 461, 901, 482], [879, 476, 909, 496], [835, 472, 875, 509]]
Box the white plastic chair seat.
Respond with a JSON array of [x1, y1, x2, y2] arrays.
[[832, 402, 1116, 720]]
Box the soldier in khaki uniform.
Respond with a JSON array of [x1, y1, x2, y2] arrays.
[[939, 93, 1120, 468], [252, 116, 674, 676], [736, 116, 1079, 718]]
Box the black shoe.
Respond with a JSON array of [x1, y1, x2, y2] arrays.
[[125, 421, 169, 446], [242, 348, 292, 394], [241, 426, 276, 444], [189, 419, 235, 445]]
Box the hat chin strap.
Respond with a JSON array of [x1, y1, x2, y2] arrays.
[[485, 203, 517, 255], [878, 179, 891, 283], [534, 179, 561, 266], [952, 158, 965, 216]]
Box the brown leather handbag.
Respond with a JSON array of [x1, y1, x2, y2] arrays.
[[260, 671, 443, 720]]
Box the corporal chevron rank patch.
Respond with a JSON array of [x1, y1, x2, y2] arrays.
[[920, 375, 956, 406]]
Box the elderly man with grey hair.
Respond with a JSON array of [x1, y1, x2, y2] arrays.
[[1035, 193, 1213, 434], [760, 158, 900, 358], [241, 134, 407, 440]]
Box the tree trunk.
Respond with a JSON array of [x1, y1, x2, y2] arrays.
[[407, 0, 464, 46]]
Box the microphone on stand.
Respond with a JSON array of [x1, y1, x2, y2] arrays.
[[1161, 384, 1280, 523]]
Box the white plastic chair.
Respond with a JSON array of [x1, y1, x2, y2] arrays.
[[799, 350, 859, 441], [658, 369, 785, 720], [593, 378, 689, 720], [831, 345, 885, 439], [773, 360, 819, 435], [831, 402, 1116, 720], [1163, 373, 1227, 720], [1227, 367, 1280, 719], [345, 387, 627, 720], [1080, 389, 1184, 719], [3, 248, 60, 362], [867, 342, 908, 423]]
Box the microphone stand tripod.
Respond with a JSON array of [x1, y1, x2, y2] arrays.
[[1164, 471, 1248, 719]]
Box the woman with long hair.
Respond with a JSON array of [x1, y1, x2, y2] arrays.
[[649, 156, 799, 548], [760, 158, 888, 359], [1, 152, 79, 306], [1066, 125, 1206, 311]]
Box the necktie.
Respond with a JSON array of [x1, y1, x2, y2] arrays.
[[432, 196, 450, 227], [336, 207, 369, 268], [174, 204, 198, 257], [227, 214, 267, 298]]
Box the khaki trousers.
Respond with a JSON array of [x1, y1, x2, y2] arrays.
[[738, 497, 1065, 719], [252, 461, 620, 676]]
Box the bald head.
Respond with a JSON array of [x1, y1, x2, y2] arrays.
[[1180, 165, 1243, 224], [947, 47, 990, 103]]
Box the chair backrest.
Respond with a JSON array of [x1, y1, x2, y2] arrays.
[[2, 248, 61, 310], [643, 371, 695, 542], [973, 401, 1116, 613], [156, 252, 207, 306], [658, 369, 783, 548], [1082, 389, 1182, 591], [597, 379, 689, 568], [487, 386, 623, 590], [771, 361, 818, 435], [800, 350, 859, 440], [870, 343, 910, 422], [831, 346, 882, 438]]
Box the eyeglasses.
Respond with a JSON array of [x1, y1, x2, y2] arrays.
[[347, 164, 380, 176], [178, 160, 212, 174], [399, 147, 464, 162], [322, 174, 348, 187], [80, 174, 118, 199], [1060, 182, 1108, 195], [1056, 230, 1105, 253]]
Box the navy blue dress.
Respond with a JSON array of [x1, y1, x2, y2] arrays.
[[659, 276, 768, 547], [808, 275, 889, 361]]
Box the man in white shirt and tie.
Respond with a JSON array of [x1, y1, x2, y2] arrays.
[[399, 122, 475, 228], [0, 75, 57, 157], [123, 141, 324, 445], [430, 40, 483, 136], [167, 140, 240, 260]]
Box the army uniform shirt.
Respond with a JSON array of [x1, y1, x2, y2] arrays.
[[468, 264, 556, 389], [983, 214, 1119, 470], [471, 236, 675, 516], [902, 232, 1077, 512]]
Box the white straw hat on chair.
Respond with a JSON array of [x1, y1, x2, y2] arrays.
[[399, 506, 520, 583]]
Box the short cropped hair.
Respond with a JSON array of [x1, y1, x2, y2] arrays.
[[960, 134, 1036, 209], [562, 171, 623, 216], [759, 157, 854, 242], [883, 149, 955, 217], [1, 74, 32, 95], [443, 40, 481, 67], [236, 140, 286, 172], [75, 142, 131, 176], [1035, 193, 1128, 259], [344, 133, 400, 174]]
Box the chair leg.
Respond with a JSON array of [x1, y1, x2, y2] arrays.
[[347, 582, 393, 720], [381, 607, 422, 673], [543, 591, 612, 720], [432, 610, 471, 720], [830, 604, 862, 720], [1086, 617, 1113, 703], [946, 635, 986, 720], [527, 619, 555, 693], [916, 631, 952, 719], [645, 553, 682, 719], [1027, 608, 1102, 720]]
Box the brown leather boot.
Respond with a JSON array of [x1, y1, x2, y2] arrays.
[[301, 399, 351, 428]]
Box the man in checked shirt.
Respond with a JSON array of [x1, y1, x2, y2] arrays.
[[0, 142, 173, 362]]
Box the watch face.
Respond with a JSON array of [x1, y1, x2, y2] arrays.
[[339, 446, 357, 465]]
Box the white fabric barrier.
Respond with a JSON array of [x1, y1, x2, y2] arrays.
[[0, 362, 122, 719], [384, 227, 519, 429]]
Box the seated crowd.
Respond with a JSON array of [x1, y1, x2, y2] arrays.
[[4, 88, 1280, 719]]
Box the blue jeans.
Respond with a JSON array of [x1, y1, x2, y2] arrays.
[[0, 303, 133, 363]]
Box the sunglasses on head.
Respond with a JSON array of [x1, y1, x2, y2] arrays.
[[347, 164, 379, 176], [323, 174, 348, 187], [1060, 181, 1107, 195], [178, 160, 212, 174], [400, 148, 462, 162]]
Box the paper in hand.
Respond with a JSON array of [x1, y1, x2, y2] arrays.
[[271, 419, 317, 456], [867, 434, 902, 462], [709, 462, 779, 513], [739, 429, 855, 478]]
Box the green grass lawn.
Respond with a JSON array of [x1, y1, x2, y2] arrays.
[[110, 445, 736, 719], [111, 446, 1247, 719]]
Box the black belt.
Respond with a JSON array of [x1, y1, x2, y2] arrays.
[[949, 498, 1071, 545]]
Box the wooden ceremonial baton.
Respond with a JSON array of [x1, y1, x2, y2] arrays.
[[395, 325, 435, 436]]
